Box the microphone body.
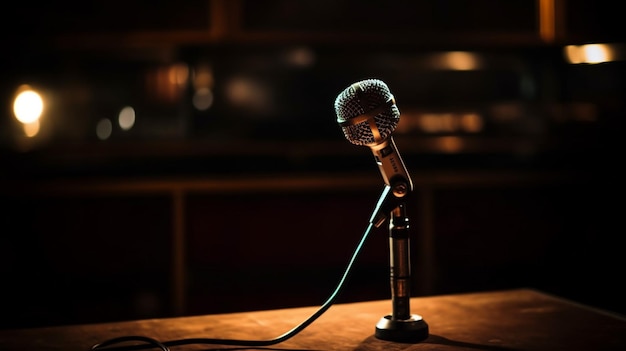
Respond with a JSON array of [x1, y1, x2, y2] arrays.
[[370, 137, 413, 195]]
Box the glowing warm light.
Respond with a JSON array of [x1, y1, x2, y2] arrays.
[[191, 63, 215, 111], [169, 63, 189, 86], [417, 112, 483, 134], [96, 118, 113, 140], [13, 88, 44, 124], [146, 62, 189, 103], [564, 46, 583, 64], [539, 0, 556, 43], [442, 51, 479, 70], [118, 106, 136, 130], [460, 113, 483, 132], [419, 114, 442, 133], [193, 63, 214, 90], [23, 121, 41, 137], [193, 87, 214, 111], [436, 136, 464, 153], [427, 51, 481, 70], [584, 44, 611, 63], [284, 46, 316, 67], [564, 44, 615, 64], [226, 77, 270, 111]]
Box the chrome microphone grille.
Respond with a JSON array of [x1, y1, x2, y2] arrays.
[[334, 79, 400, 146]]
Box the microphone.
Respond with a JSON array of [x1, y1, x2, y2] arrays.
[[334, 79, 413, 198], [335, 79, 429, 343]]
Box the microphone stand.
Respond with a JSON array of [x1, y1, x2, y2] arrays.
[[370, 182, 429, 343]]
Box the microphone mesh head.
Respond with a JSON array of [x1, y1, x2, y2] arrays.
[[334, 79, 400, 146]]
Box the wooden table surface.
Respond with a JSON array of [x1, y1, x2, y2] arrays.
[[1, 288, 625, 351]]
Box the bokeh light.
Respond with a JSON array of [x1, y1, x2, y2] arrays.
[[13, 87, 44, 124], [96, 118, 113, 140], [118, 106, 136, 130]]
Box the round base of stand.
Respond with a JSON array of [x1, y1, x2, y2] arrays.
[[375, 314, 429, 343]]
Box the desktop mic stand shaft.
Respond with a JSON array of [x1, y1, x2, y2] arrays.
[[371, 184, 429, 343]]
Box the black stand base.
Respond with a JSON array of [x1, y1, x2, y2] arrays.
[[375, 314, 429, 343]]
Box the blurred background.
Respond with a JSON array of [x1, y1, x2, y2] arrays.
[[1, 0, 624, 329]]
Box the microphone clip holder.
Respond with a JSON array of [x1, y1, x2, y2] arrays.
[[370, 181, 429, 343]]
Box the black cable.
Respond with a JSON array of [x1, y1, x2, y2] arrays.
[[91, 222, 376, 350], [91, 336, 169, 351]]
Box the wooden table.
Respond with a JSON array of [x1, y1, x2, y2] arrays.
[[1, 288, 625, 351]]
